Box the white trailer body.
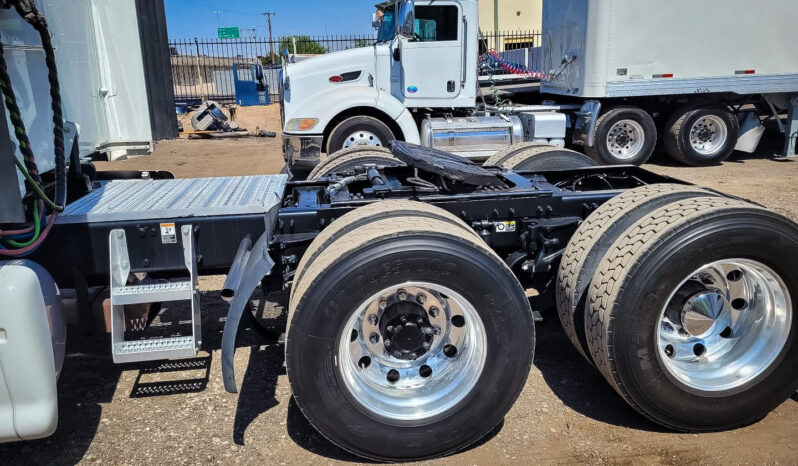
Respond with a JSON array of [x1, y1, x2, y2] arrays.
[[1, 0, 155, 166], [541, 0, 798, 98]]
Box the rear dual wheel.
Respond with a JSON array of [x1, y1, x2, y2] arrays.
[[286, 202, 535, 461], [483, 144, 599, 171], [307, 146, 403, 181], [558, 191, 798, 431], [665, 105, 740, 166]]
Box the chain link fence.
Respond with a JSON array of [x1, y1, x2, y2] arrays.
[[170, 31, 541, 106]]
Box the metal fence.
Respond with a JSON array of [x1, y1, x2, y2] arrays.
[[169, 31, 542, 106]]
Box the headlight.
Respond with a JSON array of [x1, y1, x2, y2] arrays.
[[285, 118, 319, 132]]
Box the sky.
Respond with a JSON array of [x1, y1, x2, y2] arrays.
[[164, 0, 382, 39]]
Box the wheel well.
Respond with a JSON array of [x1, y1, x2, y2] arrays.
[[322, 107, 405, 153]]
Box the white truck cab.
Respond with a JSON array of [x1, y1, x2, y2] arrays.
[[280, 0, 538, 172]]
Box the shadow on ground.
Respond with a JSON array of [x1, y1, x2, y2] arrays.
[[534, 312, 665, 433]]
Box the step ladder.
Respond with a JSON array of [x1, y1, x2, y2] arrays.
[[109, 225, 201, 364]]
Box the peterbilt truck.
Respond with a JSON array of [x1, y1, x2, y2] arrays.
[[281, 0, 798, 175]]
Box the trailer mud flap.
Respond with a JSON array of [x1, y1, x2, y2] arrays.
[[222, 199, 281, 393]]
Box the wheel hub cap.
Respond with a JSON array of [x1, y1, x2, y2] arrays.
[[343, 130, 382, 149], [337, 283, 487, 421], [681, 291, 725, 336], [657, 259, 791, 392], [689, 115, 728, 156], [606, 119, 646, 160]]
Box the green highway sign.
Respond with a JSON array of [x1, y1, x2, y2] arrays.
[[218, 27, 240, 39]]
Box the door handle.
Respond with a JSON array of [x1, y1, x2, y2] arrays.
[[447, 80, 456, 92]]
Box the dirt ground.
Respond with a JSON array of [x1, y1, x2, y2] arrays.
[[3, 104, 797, 465]]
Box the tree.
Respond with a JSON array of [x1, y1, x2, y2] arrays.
[[262, 35, 327, 65]]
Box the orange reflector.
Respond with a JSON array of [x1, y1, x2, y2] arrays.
[[298, 119, 318, 131]]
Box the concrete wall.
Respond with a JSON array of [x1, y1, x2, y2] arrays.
[[478, 0, 543, 32]]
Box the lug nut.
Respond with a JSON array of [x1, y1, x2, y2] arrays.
[[370, 333, 380, 344], [379, 298, 388, 310], [416, 293, 427, 305], [392, 350, 403, 359], [409, 353, 418, 360], [416, 317, 424, 325], [433, 325, 441, 336], [400, 315, 408, 323], [422, 327, 433, 336], [384, 339, 392, 348], [386, 325, 394, 333], [368, 314, 378, 325], [429, 306, 439, 318], [397, 289, 407, 300], [422, 342, 431, 351]]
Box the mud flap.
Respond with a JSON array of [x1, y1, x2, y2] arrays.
[[222, 199, 281, 393]]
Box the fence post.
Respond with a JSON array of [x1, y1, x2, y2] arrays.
[[194, 38, 206, 101]]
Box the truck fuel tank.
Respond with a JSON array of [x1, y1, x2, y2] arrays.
[[420, 115, 524, 160]]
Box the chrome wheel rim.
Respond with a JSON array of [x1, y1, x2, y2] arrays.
[[606, 119, 646, 160], [343, 130, 382, 149], [338, 282, 487, 421], [657, 259, 791, 392], [689, 115, 728, 156]]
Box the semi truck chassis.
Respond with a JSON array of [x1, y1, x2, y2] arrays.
[[26, 142, 798, 461]]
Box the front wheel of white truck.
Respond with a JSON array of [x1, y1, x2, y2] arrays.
[[326, 116, 396, 154], [285, 209, 535, 461]]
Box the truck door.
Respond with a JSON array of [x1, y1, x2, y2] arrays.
[[392, 3, 465, 106]]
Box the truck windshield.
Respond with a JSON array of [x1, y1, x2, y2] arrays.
[[377, 10, 396, 42]]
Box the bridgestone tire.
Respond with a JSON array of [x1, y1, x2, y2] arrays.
[[482, 142, 549, 168], [585, 196, 798, 431], [307, 146, 403, 181], [326, 116, 395, 155], [585, 107, 657, 166], [498, 146, 600, 171], [664, 105, 740, 167], [286, 216, 534, 461], [556, 184, 715, 364], [289, 200, 480, 304]]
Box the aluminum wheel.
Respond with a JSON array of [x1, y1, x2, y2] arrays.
[[338, 282, 487, 421], [657, 259, 791, 392], [605, 119, 646, 160], [343, 130, 383, 149], [689, 115, 728, 156]]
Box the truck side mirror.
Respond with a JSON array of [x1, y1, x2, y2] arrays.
[[372, 13, 381, 30], [397, 0, 415, 38]]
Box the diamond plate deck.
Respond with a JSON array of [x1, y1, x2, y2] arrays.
[[59, 175, 288, 224]]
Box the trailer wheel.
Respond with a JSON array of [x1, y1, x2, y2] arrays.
[[289, 200, 479, 304], [482, 141, 548, 168], [664, 105, 740, 166], [497, 146, 599, 171], [286, 216, 534, 461], [585, 107, 657, 165], [556, 184, 714, 364], [307, 146, 403, 181], [585, 196, 798, 431], [327, 116, 396, 154]]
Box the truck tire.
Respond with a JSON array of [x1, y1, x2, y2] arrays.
[[585, 196, 798, 431], [664, 105, 740, 166], [289, 200, 480, 304], [585, 107, 657, 166], [482, 141, 548, 168], [326, 116, 396, 154], [286, 216, 534, 461], [556, 184, 714, 364], [497, 146, 599, 171], [307, 146, 403, 181]]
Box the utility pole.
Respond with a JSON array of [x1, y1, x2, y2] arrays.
[[215, 9, 222, 28], [263, 12, 276, 63]]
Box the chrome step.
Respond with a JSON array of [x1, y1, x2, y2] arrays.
[[109, 225, 201, 364], [113, 281, 194, 306]]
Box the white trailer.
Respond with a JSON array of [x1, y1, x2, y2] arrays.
[[543, 0, 798, 165], [280, 0, 798, 175]]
